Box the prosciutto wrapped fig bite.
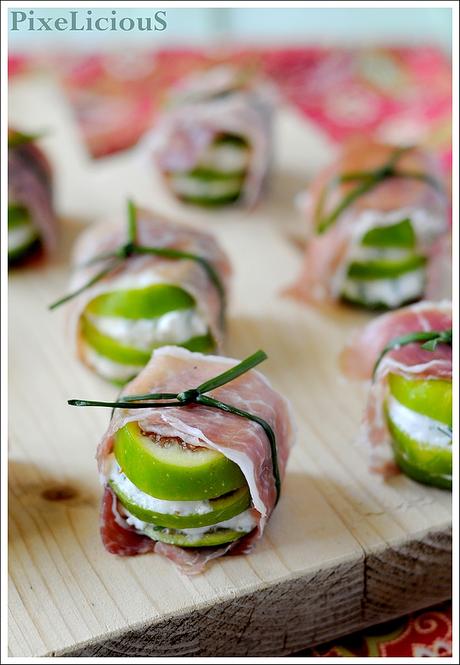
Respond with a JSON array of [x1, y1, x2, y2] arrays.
[[288, 139, 449, 310], [51, 202, 231, 384], [8, 129, 57, 264], [69, 348, 295, 574], [341, 301, 452, 488], [146, 65, 274, 208]]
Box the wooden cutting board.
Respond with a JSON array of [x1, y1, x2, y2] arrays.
[[8, 72, 452, 657]]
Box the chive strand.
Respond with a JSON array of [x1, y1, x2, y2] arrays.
[[315, 146, 443, 234], [49, 200, 226, 320], [317, 176, 379, 233], [127, 199, 138, 244], [48, 259, 122, 310], [372, 329, 452, 378], [120, 392, 179, 402], [197, 394, 281, 504], [392, 169, 444, 193], [68, 399, 183, 409], [134, 245, 226, 324], [195, 350, 267, 394]]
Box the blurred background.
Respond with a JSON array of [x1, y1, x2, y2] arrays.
[[8, 5, 452, 218]]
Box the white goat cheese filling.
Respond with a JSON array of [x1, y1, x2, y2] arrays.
[[109, 457, 215, 516], [88, 308, 208, 351], [199, 143, 249, 173], [125, 508, 256, 540], [82, 343, 143, 382], [341, 268, 425, 307], [387, 395, 452, 448]]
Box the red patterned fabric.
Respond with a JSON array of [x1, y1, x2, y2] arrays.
[[9, 47, 451, 166], [297, 602, 452, 657]]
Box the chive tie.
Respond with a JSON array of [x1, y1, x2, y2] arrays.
[[68, 349, 281, 503], [49, 199, 226, 325], [315, 146, 445, 234]]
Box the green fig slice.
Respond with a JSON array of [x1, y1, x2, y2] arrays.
[[8, 204, 31, 229], [179, 191, 243, 207], [8, 204, 40, 261], [114, 421, 246, 500], [361, 218, 416, 248], [183, 167, 247, 181], [347, 254, 426, 280], [86, 284, 195, 320], [388, 374, 452, 426]]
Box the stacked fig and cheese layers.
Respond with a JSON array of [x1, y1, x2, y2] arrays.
[[97, 347, 295, 574], [290, 139, 449, 310], [342, 301, 452, 488], [147, 65, 274, 208]]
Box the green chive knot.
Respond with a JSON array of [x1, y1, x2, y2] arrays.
[[177, 388, 200, 404]]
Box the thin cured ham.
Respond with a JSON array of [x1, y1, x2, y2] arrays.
[[59, 206, 231, 384], [288, 138, 449, 310], [145, 65, 274, 208], [92, 346, 295, 574], [342, 301, 452, 485], [8, 129, 57, 263]]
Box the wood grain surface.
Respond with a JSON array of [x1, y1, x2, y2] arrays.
[[8, 73, 452, 657]]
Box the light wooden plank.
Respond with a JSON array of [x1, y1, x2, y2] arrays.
[[8, 72, 451, 657]]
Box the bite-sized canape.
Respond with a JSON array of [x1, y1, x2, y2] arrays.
[[68, 348, 295, 574], [288, 139, 449, 310], [8, 129, 57, 264], [50, 201, 231, 384], [341, 301, 452, 488], [146, 65, 274, 208]]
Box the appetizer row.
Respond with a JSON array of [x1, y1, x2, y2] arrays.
[[10, 123, 450, 320]]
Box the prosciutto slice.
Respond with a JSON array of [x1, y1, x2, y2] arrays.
[[8, 129, 57, 254], [145, 65, 275, 207], [97, 346, 295, 574], [287, 138, 449, 305], [341, 301, 452, 476], [67, 209, 231, 362]]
